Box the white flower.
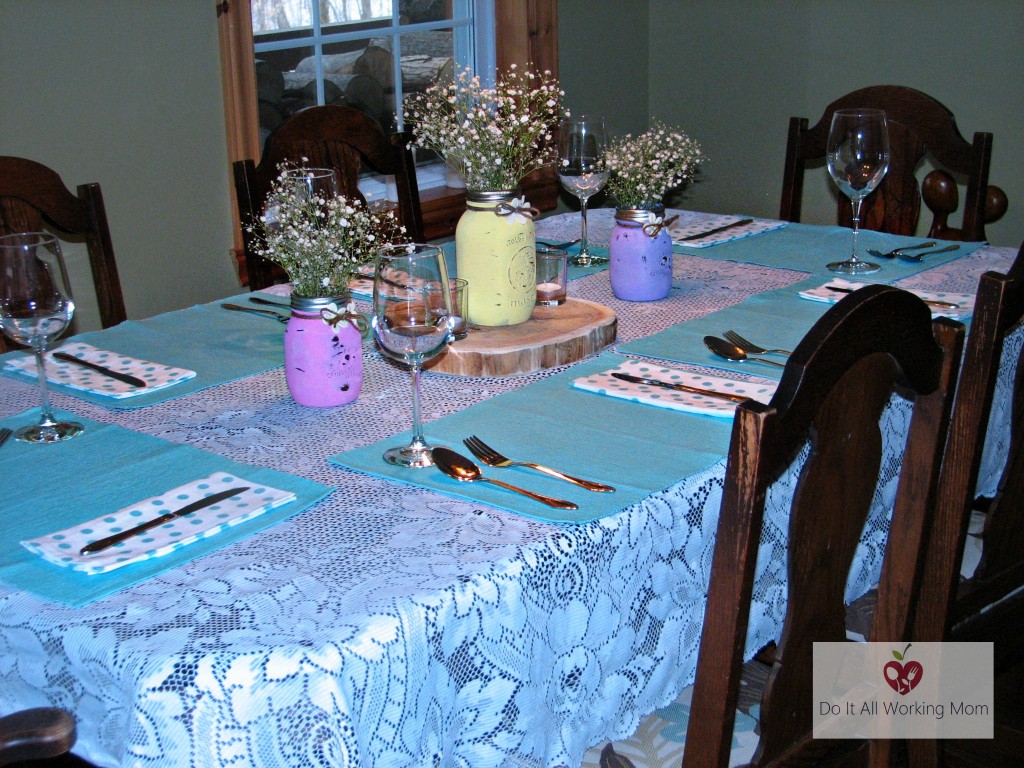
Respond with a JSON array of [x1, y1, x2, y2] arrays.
[[404, 66, 564, 192], [244, 162, 408, 298], [605, 123, 703, 209]]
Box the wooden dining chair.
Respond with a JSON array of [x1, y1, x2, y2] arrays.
[[892, 241, 1024, 768], [0, 707, 76, 765], [0, 156, 127, 353], [679, 285, 964, 768], [233, 104, 424, 290], [779, 85, 1007, 242], [914, 239, 1024, 648]]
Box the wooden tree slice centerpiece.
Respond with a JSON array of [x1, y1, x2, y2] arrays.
[[428, 298, 616, 377]]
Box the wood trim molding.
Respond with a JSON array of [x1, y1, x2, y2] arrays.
[[496, 0, 559, 77], [216, 0, 260, 256]]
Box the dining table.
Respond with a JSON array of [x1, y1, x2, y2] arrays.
[[0, 208, 1018, 768]]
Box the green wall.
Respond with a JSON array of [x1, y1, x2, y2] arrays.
[[560, 0, 1022, 248], [0, 0, 239, 329], [2, 1, 1019, 330]]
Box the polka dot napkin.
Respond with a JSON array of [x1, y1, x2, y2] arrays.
[[4, 342, 196, 399], [669, 215, 787, 247], [21, 472, 296, 574], [798, 278, 975, 319], [572, 359, 777, 418]]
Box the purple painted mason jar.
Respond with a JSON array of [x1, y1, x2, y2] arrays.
[[284, 295, 363, 407], [609, 208, 673, 301]]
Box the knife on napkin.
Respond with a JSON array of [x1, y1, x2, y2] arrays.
[[611, 372, 751, 403], [53, 352, 147, 388], [676, 218, 753, 242], [80, 486, 250, 554], [826, 285, 960, 310]]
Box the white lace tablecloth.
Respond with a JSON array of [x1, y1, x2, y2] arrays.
[[0, 217, 1017, 768]]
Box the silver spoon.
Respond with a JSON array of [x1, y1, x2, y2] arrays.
[[220, 303, 288, 324], [866, 241, 936, 259], [897, 243, 960, 262], [703, 335, 787, 368], [432, 447, 578, 510]]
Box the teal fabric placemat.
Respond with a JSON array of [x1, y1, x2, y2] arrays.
[[0, 291, 289, 408], [331, 352, 733, 524], [0, 409, 332, 606], [564, 243, 612, 280], [618, 282, 834, 380], [676, 223, 983, 278]]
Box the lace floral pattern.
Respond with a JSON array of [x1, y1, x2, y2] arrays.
[[0, 228, 1016, 768]]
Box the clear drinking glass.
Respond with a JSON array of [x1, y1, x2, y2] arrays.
[[0, 232, 84, 442], [558, 116, 609, 266], [372, 243, 452, 468], [264, 168, 340, 228], [280, 167, 339, 201], [826, 108, 890, 274]]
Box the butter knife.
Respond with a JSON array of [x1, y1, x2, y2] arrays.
[[677, 218, 754, 242], [80, 486, 250, 555], [826, 285, 960, 310], [611, 371, 751, 403], [52, 352, 147, 388]]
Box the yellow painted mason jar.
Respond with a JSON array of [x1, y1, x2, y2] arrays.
[[455, 190, 536, 326]]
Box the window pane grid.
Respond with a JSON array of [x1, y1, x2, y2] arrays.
[[253, 2, 482, 133]]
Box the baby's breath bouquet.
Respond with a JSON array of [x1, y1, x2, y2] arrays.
[[605, 123, 703, 210], [404, 64, 565, 192], [248, 165, 407, 297]]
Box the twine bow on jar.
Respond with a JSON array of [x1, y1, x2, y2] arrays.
[[494, 196, 540, 224], [642, 212, 679, 238], [321, 301, 369, 335]]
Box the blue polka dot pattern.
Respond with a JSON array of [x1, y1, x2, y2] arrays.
[[21, 472, 295, 574], [572, 360, 777, 418], [4, 342, 196, 399]]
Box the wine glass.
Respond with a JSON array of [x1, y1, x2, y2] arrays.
[[372, 243, 452, 468], [280, 167, 339, 201], [826, 109, 890, 274], [558, 116, 609, 266], [0, 232, 84, 442], [265, 167, 339, 227]]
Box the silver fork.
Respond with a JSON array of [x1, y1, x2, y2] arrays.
[[0, 427, 13, 449], [463, 435, 615, 493], [723, 330, 792, 356]]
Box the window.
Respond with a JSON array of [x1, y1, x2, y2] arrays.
[[218, 0, 559, 248], [250, 0, 495, 153]]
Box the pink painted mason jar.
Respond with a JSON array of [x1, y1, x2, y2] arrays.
[[284, 296, 363, 407], [609, 208, 673, 301]]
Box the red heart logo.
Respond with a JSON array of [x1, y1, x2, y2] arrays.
[[883, 660, 923, 695]]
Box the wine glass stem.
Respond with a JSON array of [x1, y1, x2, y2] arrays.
[[32, 346, 59, 429], [408, 362, 427, 451], [579, 197, 590, 254], [849, 197, 863, 263]]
